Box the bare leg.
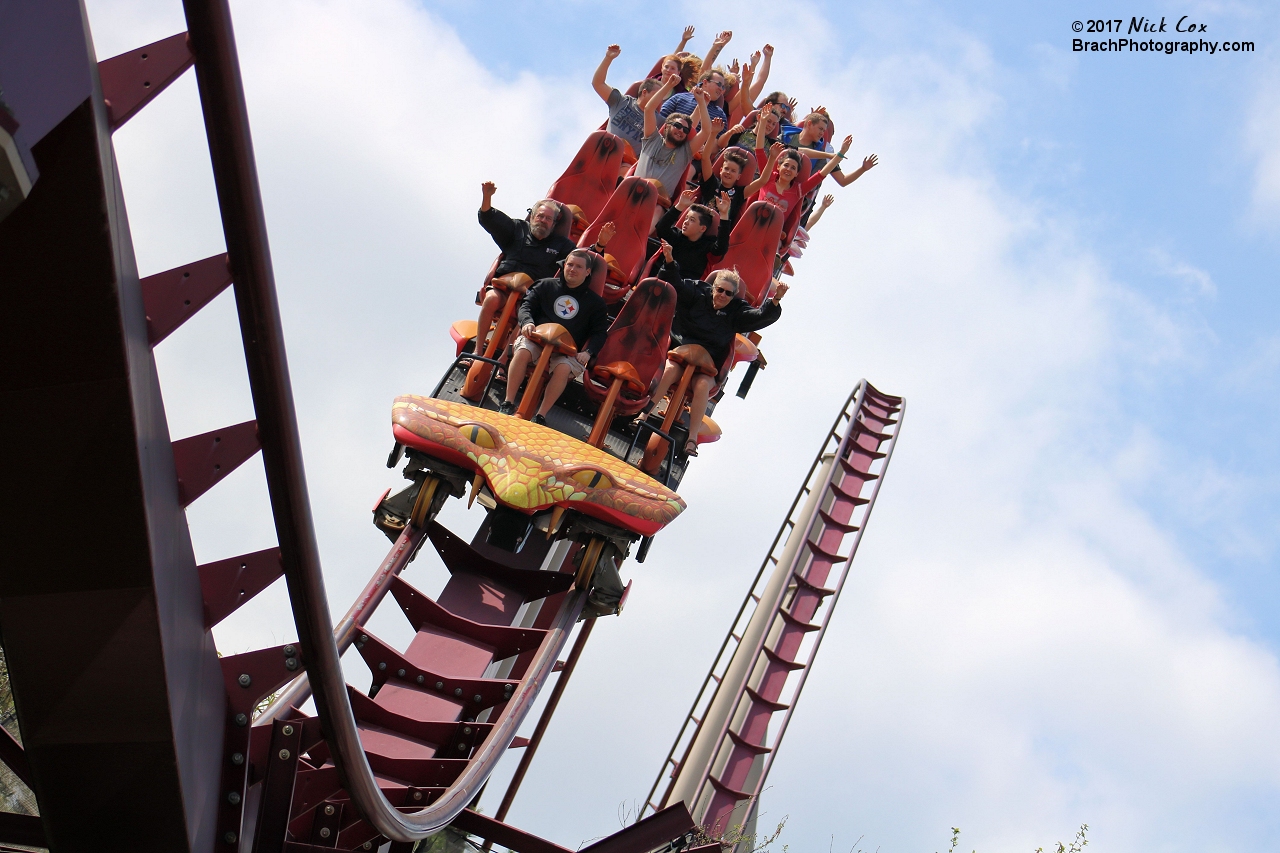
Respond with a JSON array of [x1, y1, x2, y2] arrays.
[[648, 360, 682, 407], [476, 289, 503, 352], [505, 347, 533, 403], [686, 374, 714, 451], [537, 363, 575, 417]]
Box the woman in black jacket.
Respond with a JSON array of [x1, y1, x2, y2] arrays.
[[646, 240, 787, 455]]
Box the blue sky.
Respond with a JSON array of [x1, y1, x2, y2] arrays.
[[83, 0, 1280, 850]]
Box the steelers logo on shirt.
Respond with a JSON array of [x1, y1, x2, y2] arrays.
[[554, 295, 580, 319]]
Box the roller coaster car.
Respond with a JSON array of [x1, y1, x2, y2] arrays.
[[708, 200, 785, 307], [577, 176, 658, 304], [583, 276, 677, 445], [546, 130, 625, 225]]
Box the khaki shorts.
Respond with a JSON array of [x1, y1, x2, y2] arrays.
[[514, 336, 586, 378]]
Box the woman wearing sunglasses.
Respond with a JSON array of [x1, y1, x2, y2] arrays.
[[642, 240, 787, 456]]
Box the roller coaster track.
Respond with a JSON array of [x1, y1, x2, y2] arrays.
[[639, 382, 904, 837], [0, 3, 698, 851], [0, 4, 902, 851]]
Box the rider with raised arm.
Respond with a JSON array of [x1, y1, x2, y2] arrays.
[[646, 240, 786, 456], [636, 75, 714, 199], [689, 146, 773, 232], [498, 249, 609, 425], [473, 183, 579, 353], [651, 189, 731, 280], [754, 134, 851, 221], [783, 111, 879, 190], [658, 66, 731, 132], [593, 44, 666, 158], [725, 101, 783, 151]]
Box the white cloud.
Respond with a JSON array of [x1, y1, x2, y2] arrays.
[[1246, 67, 1280, 224], [86, 1, 1280, 851]]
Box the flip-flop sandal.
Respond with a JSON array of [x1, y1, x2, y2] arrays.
[[683, 440, 699, 457]]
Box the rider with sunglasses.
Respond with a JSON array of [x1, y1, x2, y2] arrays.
[[636, 73, 715, 198], [642, 240, 787, 456]]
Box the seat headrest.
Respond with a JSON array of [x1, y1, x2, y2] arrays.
[[582, 251, 608, 297], [551, 201, 574, 240]]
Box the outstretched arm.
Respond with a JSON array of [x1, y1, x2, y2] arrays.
[[732, 61, 755, 124], [744, 142, 783, 196], [817, 135, 853, 179], [703, 30, 732, 69], [749, 44, 773, 102], [593, 44, 621, 102], [830, 153, 878, 187], [675, 25, 695, 54], [691, 86, 715, 155], [805, 194, 835, 230], [478, 181, 518, 246], [643, 72, 680, 138]]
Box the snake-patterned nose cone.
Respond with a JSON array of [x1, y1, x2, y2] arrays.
[[391, 395, 686, 537]]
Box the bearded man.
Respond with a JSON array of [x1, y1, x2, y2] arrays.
[[473, 182, 582, 357]]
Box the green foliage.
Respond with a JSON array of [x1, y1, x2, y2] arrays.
[[940, 824, 1089, 853], [0, 642, 39, 816]]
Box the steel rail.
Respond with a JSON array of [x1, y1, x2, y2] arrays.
[[484, 616, 597, 850], [681, 380, 872, 816], [639, 383, 862, 820], [183, 0, 586, 840], [747, 394, 904, 804], [256, 522, 428, 723]]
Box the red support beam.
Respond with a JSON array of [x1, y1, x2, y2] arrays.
[[98, 32, 194, 131], [141, 252, 234, 345], [172, 420, 261, 506], [199, 546, 284, 628]]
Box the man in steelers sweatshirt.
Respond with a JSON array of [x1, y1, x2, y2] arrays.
[[499, 248, 610, 424]]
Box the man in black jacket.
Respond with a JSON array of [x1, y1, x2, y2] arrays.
[[648, 241, 786, 454], [475, 182, 612, 356], [499, 249, 610, 425]]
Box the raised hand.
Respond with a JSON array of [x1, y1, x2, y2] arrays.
[[729, 58, 740, 75], [750, 50, 762, 68], [762, 43, 774, 58], [682, 25, 696, 43], [711, 116, 725, 132], [605, 44, 621, 60], [768, 141, 785, 159], [716, 192, 732, 217], [481, 181, 497, 198], [861, 154, 879, 171], [821, 193, 835, 209], [678, 188, 698, 209], [714, 30, 733, 46], [659, 239, 675, 262], [785, 96, 798, 115], [664, 71, 682, 88], [772, 281, 789, 302], [692, 85, 709, 104], [726, 124, 746, 137], [839, 134, 853, 155], [598, 220, 617, 245]]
